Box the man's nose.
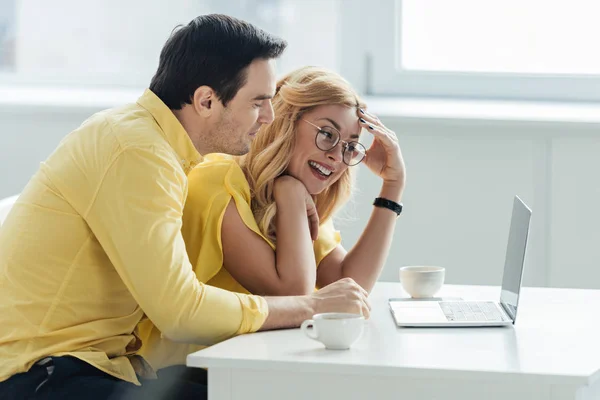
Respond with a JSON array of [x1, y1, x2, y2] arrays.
[[258, 101, 274, 124]]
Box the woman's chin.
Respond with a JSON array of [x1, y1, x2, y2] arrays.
[[306, 183, 327, 196], [301, 173, 333, 195]]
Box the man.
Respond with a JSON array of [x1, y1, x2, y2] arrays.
[[0, 14, 370, 400]]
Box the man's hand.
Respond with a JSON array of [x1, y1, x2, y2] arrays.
[[310, 277, 371, 318], [260, 277, 372, 331], [273, 175, 319, 240]]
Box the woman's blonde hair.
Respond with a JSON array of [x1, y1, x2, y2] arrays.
[[238, 66, 365, 243]]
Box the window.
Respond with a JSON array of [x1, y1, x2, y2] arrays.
[[4, 0, 595, 102], [402, 0, 600, 75], [350, 0, 600, 101], [0, 0, 341, 88]]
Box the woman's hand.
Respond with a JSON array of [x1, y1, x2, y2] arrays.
[[359, 109, 406, 190], [273, 176, 320, 240]]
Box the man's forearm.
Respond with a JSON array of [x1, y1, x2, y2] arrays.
[[259, 295, 315, 331]]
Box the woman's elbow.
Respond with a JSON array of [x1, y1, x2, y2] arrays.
[[257, 279, 314, 296], [278, 279, 314, 296]]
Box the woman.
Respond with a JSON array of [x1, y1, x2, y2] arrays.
[[138, 66, 405, 369]]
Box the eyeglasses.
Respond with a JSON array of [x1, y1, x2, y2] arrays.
[[302, 119, 366, 166]]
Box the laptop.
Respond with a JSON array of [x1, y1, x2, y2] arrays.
[[389, 195, 532, 327]]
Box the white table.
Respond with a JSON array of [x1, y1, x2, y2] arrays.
[[187, 282, 600, 400]]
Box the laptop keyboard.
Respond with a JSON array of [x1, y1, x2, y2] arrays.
[[439, 301, 506, 322]]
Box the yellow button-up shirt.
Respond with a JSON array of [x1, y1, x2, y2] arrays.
[[0, 90, 269, 385], [138, 154, 342, 370]]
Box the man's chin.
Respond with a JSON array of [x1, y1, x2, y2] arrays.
[[229, 143, 251, 156]]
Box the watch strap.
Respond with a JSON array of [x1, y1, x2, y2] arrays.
[[373, 197, 403, 216]]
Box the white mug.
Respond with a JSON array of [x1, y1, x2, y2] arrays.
[[400, 266, 445, 298], [300, 313, 364, 350]]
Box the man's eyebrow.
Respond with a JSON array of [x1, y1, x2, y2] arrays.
[[317, 117, 361, 139], [251, 94, 275, 101]]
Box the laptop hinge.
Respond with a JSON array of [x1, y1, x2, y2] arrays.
[[499, 301, 514, 322]]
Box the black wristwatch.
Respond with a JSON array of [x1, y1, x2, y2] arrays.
[[373, 197, 403, 217]]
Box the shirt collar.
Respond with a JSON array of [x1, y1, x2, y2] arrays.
[[137, 89, 203, 173]]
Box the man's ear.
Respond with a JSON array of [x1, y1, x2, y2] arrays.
[[192, 86, 214, 115]]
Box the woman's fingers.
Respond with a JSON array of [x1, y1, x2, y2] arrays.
[[305, 194, 320, 241], [358, 117, 398, 148], [359, 109, 398, 142]]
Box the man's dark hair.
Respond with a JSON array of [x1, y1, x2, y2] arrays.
[[150, 14, 287, 109]]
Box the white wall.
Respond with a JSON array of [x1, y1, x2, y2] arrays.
[[337, 116, 600, 290], [0, 107, 95, 197], [11, 0, 340, 86], [1, 104, 599, 290]]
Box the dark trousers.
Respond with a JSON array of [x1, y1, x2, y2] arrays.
[[0, 356, 207, 400]]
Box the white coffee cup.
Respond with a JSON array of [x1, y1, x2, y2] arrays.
[[300, 313, 364, 350], [399, 266, 445, 298]]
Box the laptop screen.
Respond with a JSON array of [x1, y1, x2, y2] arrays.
[[499, 196, 532, 323]]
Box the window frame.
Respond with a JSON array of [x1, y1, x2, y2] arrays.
[[341, 0, 600, 102]]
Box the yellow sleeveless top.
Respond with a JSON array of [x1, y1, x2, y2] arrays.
[[137, 154, 342, 369]]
